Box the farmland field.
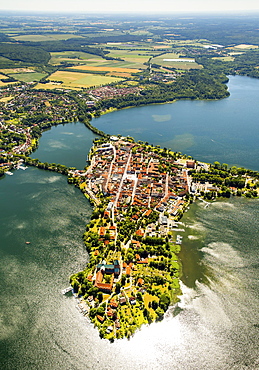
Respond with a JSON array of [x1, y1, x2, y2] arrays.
[[152, 52, 202, 70], [50, 51, 147, 71], [35, 70, 125, 90], [232, 44, 258, 49], [11, 34, 83, 42], [49, 51, 105, 65], [107, 50, 154, 68], [61, 55, 146, 70], [0, 68, 35, 74], [212, 56, 235, 62], [8, 72, 47, 82], [0, 73, 16, 86], [67, 65, 141, 73], [99, 42, 155, 50], [0, 96, 14, 103]]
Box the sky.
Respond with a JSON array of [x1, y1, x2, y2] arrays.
[[1, 0, 259, 14]]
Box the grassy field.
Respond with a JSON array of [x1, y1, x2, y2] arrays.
[[49, 51, 105, 65], [55, 53, 147, 70], [107, 50, 153, 68], [152, 52, 202, 70], [35, 70, 125, 90], [68, 65, 141, 73], [100, 42, 155, 50], [11, 34, 83, 42], [0, 68, 46, 83], [50, 50, 147, 71], [8, 72, 47, 82]]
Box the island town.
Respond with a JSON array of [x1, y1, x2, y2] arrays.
[[0, 83, 258, 341]]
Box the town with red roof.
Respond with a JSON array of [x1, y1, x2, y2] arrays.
[[69, 136, 195, 340]]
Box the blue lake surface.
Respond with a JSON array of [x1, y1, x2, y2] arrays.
[[31, 121, 97, 169], [94, 75, 259, 170]]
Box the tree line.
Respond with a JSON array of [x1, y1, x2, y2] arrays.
[[97, 69, 230, 112]]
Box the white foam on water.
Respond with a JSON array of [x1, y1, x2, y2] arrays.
[[202, 242, 244, 268], [187, 221, 206, 232], [61, 132, 74, 135]]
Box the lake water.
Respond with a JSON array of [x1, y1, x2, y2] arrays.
[[94, 75, 259, 171], [30, 122, 97, 170], [0, 77, 259, 369]]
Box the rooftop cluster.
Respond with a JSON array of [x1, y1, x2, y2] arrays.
[[69, 138, 195, 340]]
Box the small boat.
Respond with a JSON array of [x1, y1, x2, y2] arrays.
[[25, 241, 31, 244], [18, 166, 28, 170], [62, 287, 72, 295]]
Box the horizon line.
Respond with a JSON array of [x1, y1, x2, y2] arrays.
[[1, 9, 259, 16]]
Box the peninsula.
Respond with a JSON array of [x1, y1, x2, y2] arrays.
[[69, 136, 189, 340]]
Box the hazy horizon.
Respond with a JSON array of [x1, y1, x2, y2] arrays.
[[1, 0, 259, 15]]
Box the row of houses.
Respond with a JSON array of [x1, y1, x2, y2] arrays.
[[88, 85, 141, 100]]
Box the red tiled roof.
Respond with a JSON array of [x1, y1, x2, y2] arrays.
[[136, 229, 144, 236], [97, 315, 105, 323], [95, 270, 103, 285], [110, 301, 118, 308], [137, 278, 144, 286], [87, 274, 93, 281], [144, 209, 152, 217], [99, 227, 106, 236], [137, 258, 148, 264]]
